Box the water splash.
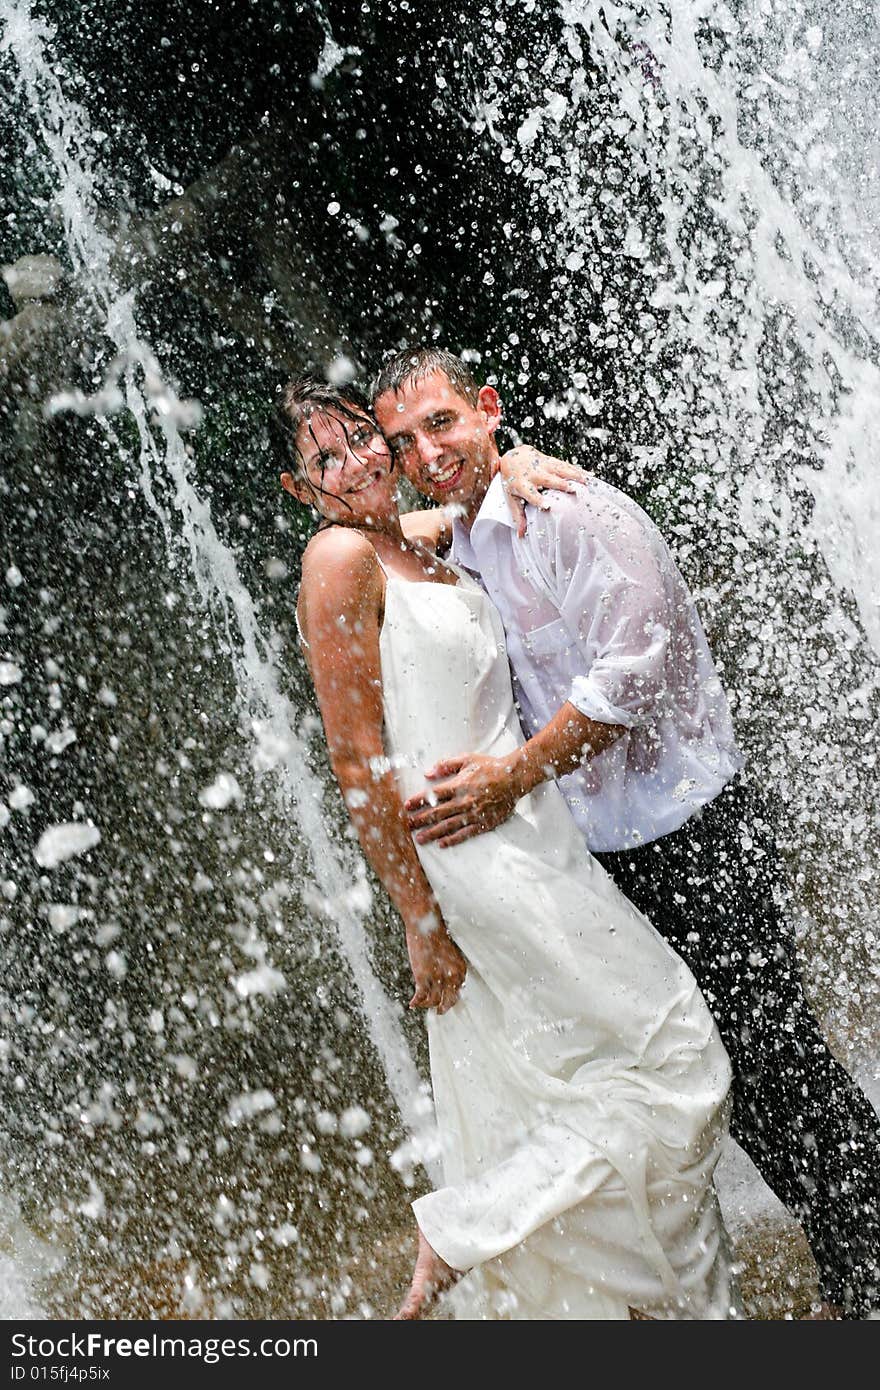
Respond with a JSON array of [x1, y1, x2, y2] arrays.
[[469, 0, 880, 1059], [1, 0, 434, 1296], [476, 0, 880, 656]]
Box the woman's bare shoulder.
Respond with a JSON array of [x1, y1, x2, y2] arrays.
[[299, 528, 382, 619], [301, 526, 378, 581]]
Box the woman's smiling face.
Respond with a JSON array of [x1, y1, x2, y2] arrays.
[[286, 407, 398, 526]]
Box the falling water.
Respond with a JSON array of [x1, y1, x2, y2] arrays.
[[474, 0, 880, 657], [470, 0, 880, 1052], [1, 0, 432, 1318]]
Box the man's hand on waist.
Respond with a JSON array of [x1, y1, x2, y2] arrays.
[[405, 704, 627, 850], [404, 752, 531, 848]]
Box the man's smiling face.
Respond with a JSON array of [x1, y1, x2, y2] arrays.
[[373, 369, 501, 519]]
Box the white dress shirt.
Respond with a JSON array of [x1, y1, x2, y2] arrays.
[[449, 475, 743, 852]]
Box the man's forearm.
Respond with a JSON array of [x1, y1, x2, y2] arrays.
[[404, 703, 627, 848], [509, 702, 626, 796]]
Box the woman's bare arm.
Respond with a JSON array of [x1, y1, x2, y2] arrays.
[[397, 447, 586, 549], [298, 529, 466, 1012], [400, 507, 451, 552]]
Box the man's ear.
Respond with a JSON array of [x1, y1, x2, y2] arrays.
[[280, 470, 311, 505], [477, 385, 502, 436]]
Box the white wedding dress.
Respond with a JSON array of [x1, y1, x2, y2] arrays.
[[377, 564, 737, 1319]]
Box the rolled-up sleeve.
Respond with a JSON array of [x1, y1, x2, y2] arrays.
[[567, 616, 670, 728], [540, 493, 673, 729]]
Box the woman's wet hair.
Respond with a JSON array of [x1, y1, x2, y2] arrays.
[[277, 378, 372, 469], [276, 377, 389, 513]]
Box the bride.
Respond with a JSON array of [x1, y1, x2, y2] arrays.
[[280, 377, 737, 1320]]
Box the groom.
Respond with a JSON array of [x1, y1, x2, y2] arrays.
[[371, 345, 880, 1317]]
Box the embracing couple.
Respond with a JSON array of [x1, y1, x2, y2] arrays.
[[279, 347, 880, 1320]]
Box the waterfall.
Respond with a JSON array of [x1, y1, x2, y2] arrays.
[[469, 0, 880, 1057], [1, 0, 435, 1295]]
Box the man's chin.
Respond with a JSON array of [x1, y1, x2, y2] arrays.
[[412, 483, 464, 508], [427, 480, 476, 509]]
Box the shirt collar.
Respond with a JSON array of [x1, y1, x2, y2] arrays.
[[451, 474, 516, 556]]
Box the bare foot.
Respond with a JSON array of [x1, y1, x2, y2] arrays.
[[394, 1230, 461, 1320], [801, 1302, 846, 1320]]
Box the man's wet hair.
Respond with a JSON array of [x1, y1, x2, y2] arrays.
[[276, 376, 374, 478], [371, 346, 480, 408]]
